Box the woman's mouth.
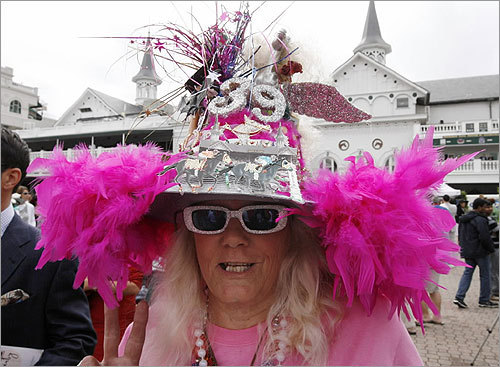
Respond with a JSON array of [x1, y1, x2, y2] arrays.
[[219, 262, 255, 272]]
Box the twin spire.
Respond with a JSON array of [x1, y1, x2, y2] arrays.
[[131, 2, 390, 106], [132, 34, 162, 106], [353, 1, 392, 64]]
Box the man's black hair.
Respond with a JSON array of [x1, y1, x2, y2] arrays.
[[1, 126, 30, 191], [472, 198, 490, 210], [443, 194, 450, 202]]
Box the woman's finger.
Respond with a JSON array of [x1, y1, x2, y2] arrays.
[[77, 355, 102, 366], [103, 304, 120, 360], [123, 301, 149, 364]]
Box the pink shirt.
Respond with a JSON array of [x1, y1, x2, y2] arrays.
[[120, 296, 423, 366]]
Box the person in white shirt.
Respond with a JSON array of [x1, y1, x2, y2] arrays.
[[442, 194, 458, 242], [14, 185, 36, 227]]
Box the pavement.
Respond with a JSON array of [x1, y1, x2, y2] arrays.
[[408, 263, 499, 366]]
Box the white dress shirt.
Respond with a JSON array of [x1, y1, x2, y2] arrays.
[[1, 204, 15, 237]]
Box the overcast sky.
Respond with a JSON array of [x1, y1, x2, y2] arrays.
[[1, 1, 498, 119]]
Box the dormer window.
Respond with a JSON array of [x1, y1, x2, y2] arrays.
[[9, 100, 21, 114], [396, 97, 409, 108], [80, 107, 92, 113], [320, 155, 337, 172], [384, 155, 395, 173]]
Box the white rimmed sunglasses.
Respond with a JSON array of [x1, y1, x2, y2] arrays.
[[183, 204, 289, 235]]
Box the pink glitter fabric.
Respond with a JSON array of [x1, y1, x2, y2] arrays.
[[283, 82, 371, 123]]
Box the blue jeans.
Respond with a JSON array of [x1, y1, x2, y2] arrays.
[[455, 256, 491, 303]]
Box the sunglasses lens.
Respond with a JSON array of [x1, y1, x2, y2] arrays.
[[192, 209, 227, 232], [242, 208, 280, 231]]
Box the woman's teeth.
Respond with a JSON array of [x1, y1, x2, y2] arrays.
[[220, 263, 254, 272]]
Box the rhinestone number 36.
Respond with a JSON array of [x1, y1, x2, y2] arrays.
[[207, 77, 286, 122]]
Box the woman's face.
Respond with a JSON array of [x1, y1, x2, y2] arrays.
[[192, 200, 290, 310], [21, 190, 30, 202]]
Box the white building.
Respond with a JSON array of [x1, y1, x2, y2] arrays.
[[12, 1, 499, 195], [14, 40, 186, 179], [310, 0, 498, 195], [1, 66, 56, 130], [418, 75, 498, 194]]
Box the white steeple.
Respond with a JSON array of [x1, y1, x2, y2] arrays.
[[132, 36, 162, 107], [353, 1, 392, 64]]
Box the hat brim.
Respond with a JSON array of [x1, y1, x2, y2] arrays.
[[146, 187, 306, 223]]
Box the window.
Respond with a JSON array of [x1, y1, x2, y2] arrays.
[[465, 123, 474, 132], [80, 107, 92, 113], [320, 156, 337, 172], [9, 100, 21, 113], [479, 122, 488, 132], [396, 97, 409, 108], [384, 156, 395, 173]]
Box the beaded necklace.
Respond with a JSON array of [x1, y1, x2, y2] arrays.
[[192, 326, 267, 366], [192, 314, 289, 366]]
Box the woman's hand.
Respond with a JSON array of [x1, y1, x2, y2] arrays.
[[78, 301, 149, 366]]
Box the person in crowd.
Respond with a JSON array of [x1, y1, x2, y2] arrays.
[[441, 194, 457, 242], [28, 11, 477, 367], [135, 258, 164, 304], [1, 126, 97, 365], [484, 202, 499, 302], [27, 190, 41, 228], [401, 311, 418, 335], [455, 199, 468, 223], [488, 197, 499, 222], [421, 270, 444, 325], [454, 198, 498, 308], [14, 185, 36, 227], [419, 197, 448, 324], [84, 268, 143, 361]]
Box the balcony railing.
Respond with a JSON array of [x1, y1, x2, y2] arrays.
[[29, 146, 117, 161], [450, 159, 498, 174], [420, 119, 499, 135], [28, 147, 119, 176]]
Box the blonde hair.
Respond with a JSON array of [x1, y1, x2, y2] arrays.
[[142, 218, 341, 365]]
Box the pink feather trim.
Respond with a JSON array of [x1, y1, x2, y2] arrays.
[[28, 144, 184, 307], [294, 127, 479, 327]]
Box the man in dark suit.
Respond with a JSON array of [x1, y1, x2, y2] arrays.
[[1, 126, 97, 365]]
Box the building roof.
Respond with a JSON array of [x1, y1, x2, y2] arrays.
[[89, 88, 143, 115], [417, 75, 499, 104], [132, 39, 162, 84], [353, 1, 391, 55], [331, 52, 429, 96]]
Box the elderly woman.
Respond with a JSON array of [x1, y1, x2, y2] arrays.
[[30, 7, 476, 366], [33, 116, 471, 366], [73, 197, 423, 366]]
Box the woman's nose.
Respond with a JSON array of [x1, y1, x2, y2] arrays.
[[222, 218, 249, 248]]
